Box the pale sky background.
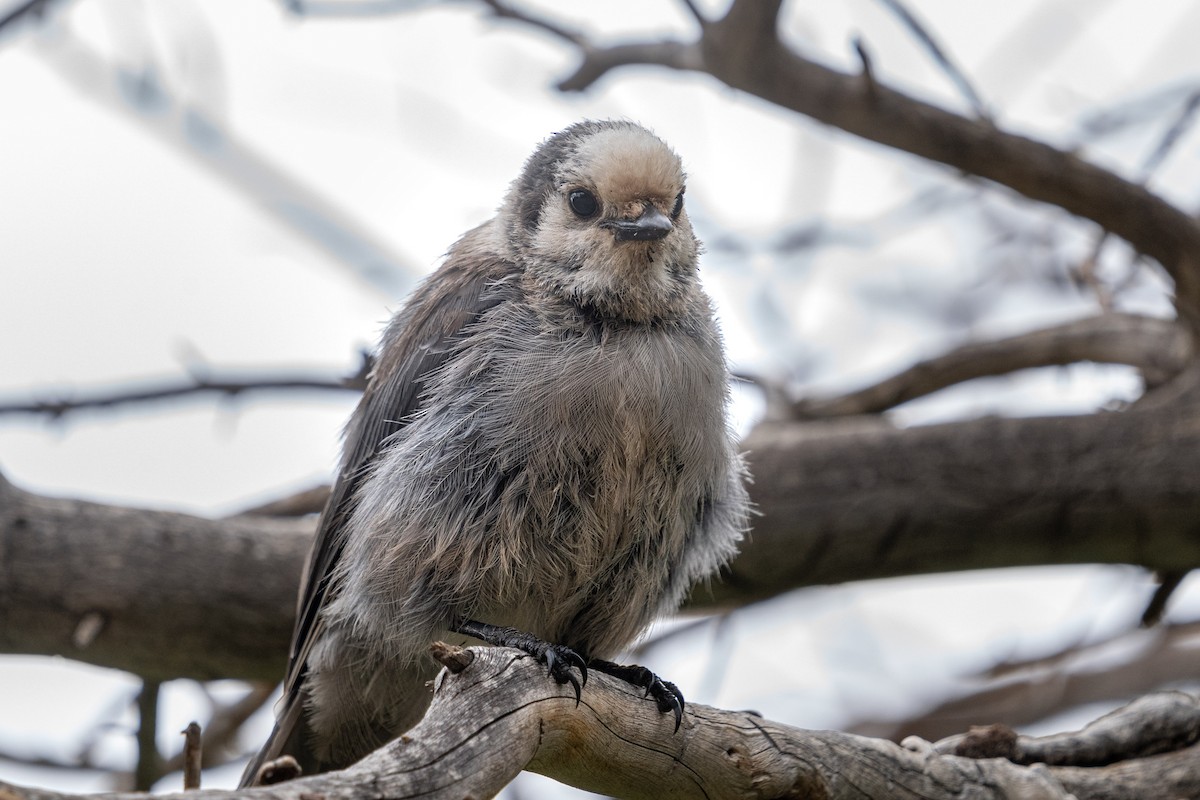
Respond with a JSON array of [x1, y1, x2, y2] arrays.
[[1, 0, 1199, 795]]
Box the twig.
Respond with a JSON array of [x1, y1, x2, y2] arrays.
[[477, 0, 585, 47], [1074, 89, 1200, 308], [0, 0, 52, 34], [181, 723, 202, 790], [934, 691, 1200, 767], [1141, 570, 1189, 627], [873, 0, 990, 120], [854, 619, 1200, 744], [1138, 89, 1200, 182], [236, 485, 331, 518], [852, 36, 877, 98], [677, 0, 707, 28], [0, 368, 367, 419], [163, 683, 277, 773]]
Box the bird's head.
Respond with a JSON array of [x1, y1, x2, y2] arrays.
[[500, 120, 701, 324]]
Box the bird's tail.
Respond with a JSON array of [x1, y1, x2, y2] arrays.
[[238, 689, 315, 788]]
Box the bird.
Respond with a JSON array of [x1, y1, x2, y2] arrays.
[[242, 119, 750, 784]]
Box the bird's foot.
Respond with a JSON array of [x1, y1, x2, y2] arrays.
[[588, 658, 685, 732], [450, 619, 587, 704]]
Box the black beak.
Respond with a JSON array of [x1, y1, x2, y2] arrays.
[[605, 206, 673, 242]]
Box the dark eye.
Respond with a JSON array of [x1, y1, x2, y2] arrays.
[[671, 191, 684, 218], [568, 189, 599, 218]]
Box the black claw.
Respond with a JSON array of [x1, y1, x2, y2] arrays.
[[588, 658, 687, 732], [652, 679, 684, 733], [565, 671, 582, 706], [448, 619, 587, 705], [566, 650, 588, 687]]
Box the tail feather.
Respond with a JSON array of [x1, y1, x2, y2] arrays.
[[238, 689, 317, 788]]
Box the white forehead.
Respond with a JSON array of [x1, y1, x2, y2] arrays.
[[566, 126, 684, 201]]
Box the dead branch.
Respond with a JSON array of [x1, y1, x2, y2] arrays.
[[1, 646, 1196, 799], [181, 723, 202, 790], [790, 313, 1190, 418], [163, 685, 276, 773], [852, 620, 1200, 743], [6, 392, 1200, 676], [935, 690, 1200, 767]]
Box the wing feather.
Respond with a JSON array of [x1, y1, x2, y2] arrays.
[[241, 223, 517, 784]]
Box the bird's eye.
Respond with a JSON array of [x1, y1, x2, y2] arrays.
[[568, 189, 599, 218], [671, 191, 685, 218]]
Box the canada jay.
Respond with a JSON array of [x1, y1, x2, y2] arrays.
[[243, 119, 749, 783]]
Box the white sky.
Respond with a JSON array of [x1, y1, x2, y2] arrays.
[[1, 0, 1198, 794]]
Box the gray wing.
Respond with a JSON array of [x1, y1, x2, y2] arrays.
[[241, 226, 517, 784]]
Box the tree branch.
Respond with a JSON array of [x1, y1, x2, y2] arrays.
[[0, 371, 365, 419], [2, 646, 1196, 799], [873, 0, 990, 119], [853, 619, 1200, 743], [487, 0, 1200, 333], [0, 470, 306, 681], [700, 399, 1200, 609], [790, 313, 1190, 418], [5, 396, 1200, 677]]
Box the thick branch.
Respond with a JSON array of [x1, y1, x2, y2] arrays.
[[0, 471, 305, 680], [696, 400, 1200, 609], [5, 398, 1200, 678], [2, 647, 1196, 800], [791, 313, 1190, 418]]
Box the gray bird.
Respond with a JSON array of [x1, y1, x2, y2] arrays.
[[243, 119, 749, 784]]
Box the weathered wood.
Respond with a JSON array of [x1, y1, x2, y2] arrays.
[[0, 647, 1194, 800], [0, 471, 305, 681]]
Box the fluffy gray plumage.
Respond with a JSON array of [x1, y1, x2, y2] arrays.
[[243, 119, 749, 783]]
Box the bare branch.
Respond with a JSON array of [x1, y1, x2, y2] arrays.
[[789, 313, 1190, 418], [856, 620, 1200, 744], [163, 685, 276, 773], [873, 0, 990, 120], [0, 0, 54, 34], [0, 470, 308, 681], [1141, 570, 1188, 627], [935, 691, 1200, 767], [236, 485, 330, 518], [483, 5, 1200, 333], [135, 681, 162, 791], [1, 647, 1196, 799], [7, 394, 1200, 676], [181, 723, 202, 790], [478, 0, 586, 47], [1137, 88, 1200, 182], [557, 40, 705, 92], [0, 367, 367, 419]]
